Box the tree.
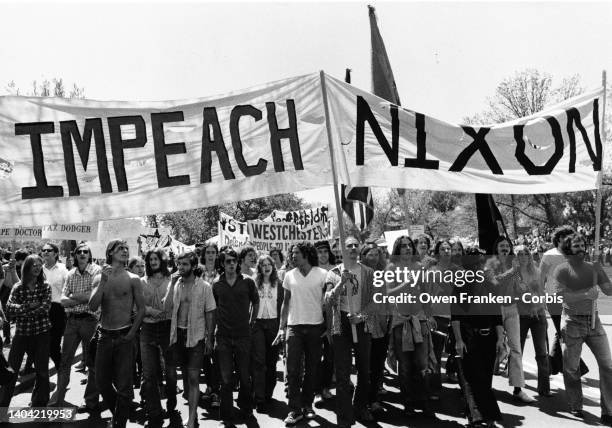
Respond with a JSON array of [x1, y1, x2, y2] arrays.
[[148, 193, 308, 244], [465, 69, 612, 233], [5, 78, 84, 98]]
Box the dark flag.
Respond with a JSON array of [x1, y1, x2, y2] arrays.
[[369, 5, 405, 197], [341, 184, 374, 231], [475, 193, 508, 254]]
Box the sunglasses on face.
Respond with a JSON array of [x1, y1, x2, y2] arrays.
[[76, 250, 90, 255], [41, 249, 54, 253], [346, 244, 359, 249]]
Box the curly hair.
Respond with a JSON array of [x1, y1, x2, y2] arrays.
[[293, 242, 319, 267], [561, 233, 586, 256], [145, 248, 170, 277]]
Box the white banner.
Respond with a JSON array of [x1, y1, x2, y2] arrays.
[[325, 75, 605, 194], [248, 220, 328, 253], [0, 72, 605, 226], [0, 73, 332, 225], [0, 226, 43, 241], [218, 213, 250, 249], [41, 222, 98, 241]]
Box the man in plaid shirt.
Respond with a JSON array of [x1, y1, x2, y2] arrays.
[[50, 242, 102, 413], [0, 254, 51, 407]]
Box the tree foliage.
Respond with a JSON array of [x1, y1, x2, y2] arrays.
[[147, 194, 307, 244]]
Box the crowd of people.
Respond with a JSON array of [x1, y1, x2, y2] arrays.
[[0, 225, 611, 428]]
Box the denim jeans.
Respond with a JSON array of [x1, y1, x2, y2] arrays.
[[316, 336, 334, 393], [332, 313, 371, 426], [562, 312, 612, 415], [54, 315, 99, 407], [49, 302, 66, 369], [216, 335, 252, 421], [0, 332, 50, 407], [251, 318, 280, 403], [392, 322, 430, 409], [140, 320, 177, 424], [519, 313, 550, 394], [95, 328, 134, 428], [286, 324, 324, 412], [501, 304, 525, 387]]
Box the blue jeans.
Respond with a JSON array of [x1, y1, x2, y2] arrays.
[[286, 324, 324, 412], [501, 304, 525, 387], [562, 312, 612, 415], [392, 322, 430, 409], [140, 320, 177, 424], [54, 315, 99, 407], [95, 328, 134, 428], [216, 335, 252, 421]]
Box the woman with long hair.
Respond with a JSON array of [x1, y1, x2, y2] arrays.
[[251, 254, 284, 411], [515, 245, 551, 397], [0, 255, 52, 407], [201, 243, 220, 285], [486, 237, 535, 403], [388, 236, 435, 418]]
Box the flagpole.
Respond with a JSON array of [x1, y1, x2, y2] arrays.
[[592, 71, 607, 328], [319, 70, 358, 343]]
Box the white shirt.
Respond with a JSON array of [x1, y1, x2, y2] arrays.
[[257, 282, 278, 319], [283, 267, 327, 326], [43, 262, 68, 303]]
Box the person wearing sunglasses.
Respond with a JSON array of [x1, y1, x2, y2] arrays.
[[50, 242, 102, 413], [40, 243, 68, 375]]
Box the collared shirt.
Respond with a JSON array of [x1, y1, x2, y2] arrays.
[[169, 276, 216, 347], [63, 263, 101, 315], [142, 274, 172, 323], [43, 262, 69, 303], [6, 280, 52, 336]]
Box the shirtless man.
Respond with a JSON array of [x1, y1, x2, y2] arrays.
[[89, 239, 145, 428]]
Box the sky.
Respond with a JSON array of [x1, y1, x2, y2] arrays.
[[1, 0, 610, 213]]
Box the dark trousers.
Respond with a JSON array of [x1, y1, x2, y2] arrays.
[[216, 335, 252, 421], [49, 302, 66, 369], [333, 313, 371, 426], [0, 290, 10, 343], [431, 316, 451, 394], [317, 336, 334, 393], [140, 321, 177, 424], [461, 325, 502, 422], [95, 329, 134, 428], [519, 314, 550, 394], [286, 324, 323, 412], [251, 318, 280, 403], [203, 349, 220, 393], [369, 334, 388, 403], [0, 332, 50, 407]]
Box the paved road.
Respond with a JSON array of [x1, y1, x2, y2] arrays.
[[5, 266, 612, 427]]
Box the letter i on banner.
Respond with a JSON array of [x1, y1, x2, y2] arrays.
[[319, 70, 357, 343], [593, 70, 607, 329]]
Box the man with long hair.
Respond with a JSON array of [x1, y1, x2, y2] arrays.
[[163, 250, 215, 428], [89, 239, 145, 428], [553, 233, 612, 423], [0, 254, 51, 408], [273, 242, 327, 426], [141, 248, 177, 428], [50, 242, 101, 413]]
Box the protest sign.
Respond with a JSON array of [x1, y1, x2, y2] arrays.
[[248, 220, 328, 252], [383, 229, 408, 254], [218, 213, 250, 249], [0, 226, 42, 240], [41, 222, 98, 241]]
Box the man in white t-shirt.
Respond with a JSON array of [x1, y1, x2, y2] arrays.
[[273, 242, 327, 426], [41, 242, 69, 371]]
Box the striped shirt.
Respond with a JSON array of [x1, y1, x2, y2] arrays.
[[62, 264, 101, 315], [6, 280, 52, 336]]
